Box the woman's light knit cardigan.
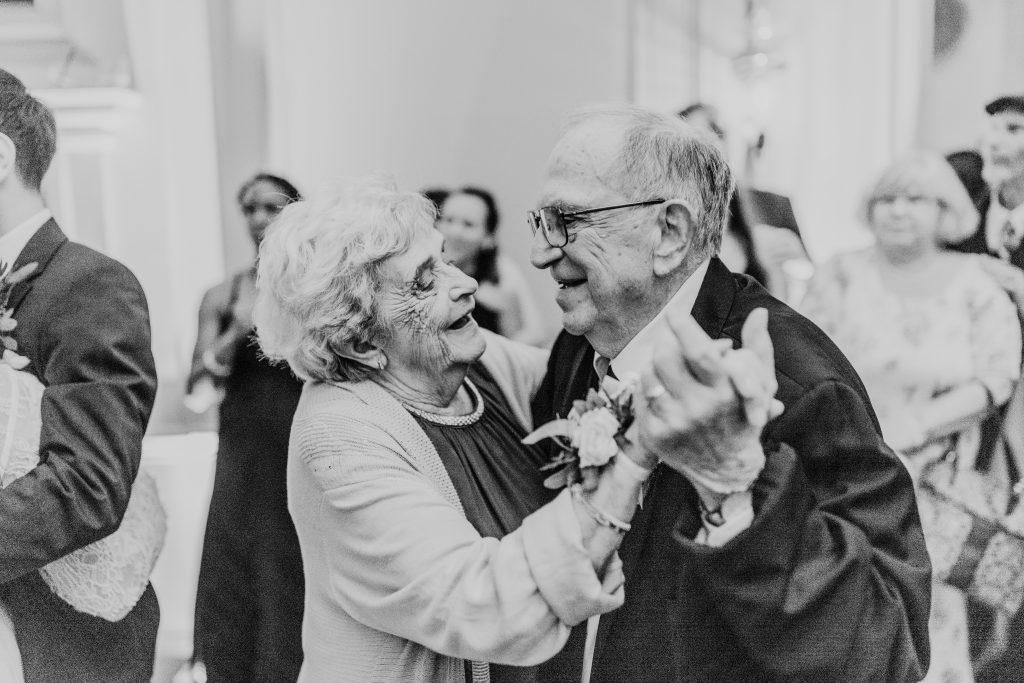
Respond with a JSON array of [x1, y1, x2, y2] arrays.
[[289, 331, 624, 683]]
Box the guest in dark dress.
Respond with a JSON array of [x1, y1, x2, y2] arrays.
[[438, 187, 548, 345], [186, 172, 305, 682], [252, 175, 654, 682]]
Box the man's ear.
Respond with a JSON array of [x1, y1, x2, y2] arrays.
[[653, 199, 695, 276], [0, 133, 16, 184], [335, 337, 387, 371]]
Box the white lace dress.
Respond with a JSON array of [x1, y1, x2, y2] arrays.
[[0, 362, 167, 682]]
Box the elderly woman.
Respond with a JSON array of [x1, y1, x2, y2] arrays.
[[254, 176, 651, 682], [800, 152, 1022, 683]]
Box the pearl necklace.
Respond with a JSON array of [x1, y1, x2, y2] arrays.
[[403, 378, 485, 427]]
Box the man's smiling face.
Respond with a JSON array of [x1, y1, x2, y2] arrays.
[[529, 122, 661, 354]]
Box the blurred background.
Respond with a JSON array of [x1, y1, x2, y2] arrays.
[[2, 0, 1022, 678]]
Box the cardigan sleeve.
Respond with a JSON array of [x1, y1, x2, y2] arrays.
[[294, 408, 623, 666]]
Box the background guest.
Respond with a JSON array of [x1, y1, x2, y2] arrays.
[[678, 102, 809, 302], [800, 151, 1022, 683], [187, 172, 305, 682], [944, 93, 1024, 683], [438, 186, 548, 345]]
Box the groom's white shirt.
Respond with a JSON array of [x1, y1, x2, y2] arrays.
[[0, 209, 51, 267]]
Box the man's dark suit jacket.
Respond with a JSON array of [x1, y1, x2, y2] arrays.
[[534, 258, 932, 682], [0, 220, 159, 682]]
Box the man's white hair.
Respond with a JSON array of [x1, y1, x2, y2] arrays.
[[558, 104, 735, 263]]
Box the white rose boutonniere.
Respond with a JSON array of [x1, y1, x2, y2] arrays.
[[572, 407, 620, 467], [524, 373, 639, 489]]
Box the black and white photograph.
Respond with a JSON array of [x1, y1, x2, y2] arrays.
[[1, 1, 1023, 681]]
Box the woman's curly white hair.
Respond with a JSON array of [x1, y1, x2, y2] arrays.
[[254, 174, 436, 383]]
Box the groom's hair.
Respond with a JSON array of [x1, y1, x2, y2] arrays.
[[0, 69, 57, 191]]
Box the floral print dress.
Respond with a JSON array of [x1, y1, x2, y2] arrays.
[[801, 247, 1022, 683]]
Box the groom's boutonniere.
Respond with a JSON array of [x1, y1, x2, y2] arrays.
[[0, 261, 38, 370], [524, 372, 639, 489]]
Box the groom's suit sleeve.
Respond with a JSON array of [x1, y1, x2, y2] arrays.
[[0, 252, 156, 583], [669, 302, 933, 681]]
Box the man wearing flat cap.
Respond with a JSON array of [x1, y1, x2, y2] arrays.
[[948, 95, 1024, 265], [946, 95, 1024, 681]]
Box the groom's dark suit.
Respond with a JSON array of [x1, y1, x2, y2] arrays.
[[534, 258, 932, 682], [0, 220, 159, 682]]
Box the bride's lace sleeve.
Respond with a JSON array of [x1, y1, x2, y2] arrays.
[[0, 364, 167, 622]]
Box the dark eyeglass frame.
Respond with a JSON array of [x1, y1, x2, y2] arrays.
[[527, 198, 666, 248]]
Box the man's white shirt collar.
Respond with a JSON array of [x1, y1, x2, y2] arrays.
[[595, 258, 711, 379], [0, 209, 50, 269]]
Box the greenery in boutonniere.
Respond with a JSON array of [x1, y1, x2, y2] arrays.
[[0, 261, 38, 369]]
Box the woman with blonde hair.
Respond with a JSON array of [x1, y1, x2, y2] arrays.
[[801, 152, 1022, 682]]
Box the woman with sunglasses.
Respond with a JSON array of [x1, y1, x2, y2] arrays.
[[186, 172, 307, 682]]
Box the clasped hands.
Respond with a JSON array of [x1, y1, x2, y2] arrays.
[[626, 307, 783, 506]]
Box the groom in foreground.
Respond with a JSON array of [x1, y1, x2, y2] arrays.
[[0, 70, 158, 680], [530, 105, 931, 681]]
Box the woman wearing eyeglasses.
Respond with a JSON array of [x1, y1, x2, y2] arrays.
[[186, 172, 308, 682], [800, 152, 1022, 683]]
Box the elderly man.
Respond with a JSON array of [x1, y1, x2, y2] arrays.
[[529, 105, 931, 682]]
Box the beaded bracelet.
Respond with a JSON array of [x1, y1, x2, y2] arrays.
[[570, 483, 632, 534]]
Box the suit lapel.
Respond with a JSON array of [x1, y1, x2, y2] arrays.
[[8, 219, 67, 313]]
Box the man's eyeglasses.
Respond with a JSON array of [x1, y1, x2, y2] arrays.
[[527, 199, 666, 248]]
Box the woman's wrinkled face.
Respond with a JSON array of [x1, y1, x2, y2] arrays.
[[869, 185, 944, 253], [378, 229, 485, 380], [240, 180, 291, 246], [436, 193, 492, 272]]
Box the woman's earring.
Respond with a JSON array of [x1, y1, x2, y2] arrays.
[[377, 356, 387, 371]]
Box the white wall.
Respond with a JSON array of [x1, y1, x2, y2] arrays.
[[264, 0, 632, 343], [919, 0, 1024, 153]]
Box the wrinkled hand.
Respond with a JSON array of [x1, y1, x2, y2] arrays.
[[635, 307, 783, 495]]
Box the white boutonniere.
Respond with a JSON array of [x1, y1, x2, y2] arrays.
[[524, 372, 639, 489]]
